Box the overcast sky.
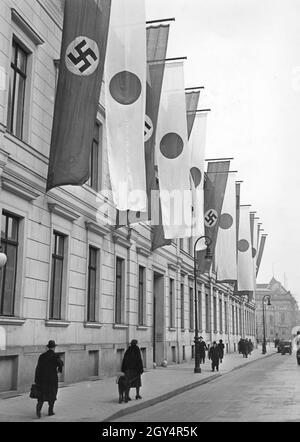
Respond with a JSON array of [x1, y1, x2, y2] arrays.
[[146, 0, 300, 305]]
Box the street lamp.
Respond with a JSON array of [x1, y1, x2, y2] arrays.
[[262, 294, 271, 354], [0, 246, 7, 268], [193, 235, 212, 373]]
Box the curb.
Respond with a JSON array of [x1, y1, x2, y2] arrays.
[[103, 352, 277, 422], [102, 373, 221, 422]]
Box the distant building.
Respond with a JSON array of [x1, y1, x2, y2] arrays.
[[256, 277, 300, 342]]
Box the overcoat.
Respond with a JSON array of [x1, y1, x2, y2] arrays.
[[34, 350, 63, 402], [121, 345, 144, 388], [208, 346, 221, 363]]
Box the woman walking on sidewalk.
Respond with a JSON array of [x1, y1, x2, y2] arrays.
[[121, 339, 144, 402]]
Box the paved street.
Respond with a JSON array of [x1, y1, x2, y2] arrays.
[[112, 352, 300, 422]]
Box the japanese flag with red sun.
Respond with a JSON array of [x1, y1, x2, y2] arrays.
[[215, 173, 237, 282], [105, 0, 147, 211], [156, 61, 192, 239], [237, 205, 255, 291]]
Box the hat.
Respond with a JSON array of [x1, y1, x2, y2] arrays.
[[47, 340, 57, 348], [130, 339, 138, 346]]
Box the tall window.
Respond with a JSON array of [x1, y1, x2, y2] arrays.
[[232, 305, 235, 334], [179, 239, 184, 251], [180, 283, 185, 329], [50, 232, 65, 320], [7, 39, 28, 139], [189, 287, 194, 330], [169, 278, 175, 328], [115, 257, 124, 324], [213, 296, 217, 332], [0, 213, 19, 316], [219, 298, 223, 333], [138, 266, 145, 326], [198, 290, 202, 331], [236, 306, 239, 335], [224, 301, 228, 333], [87, 122, 102, 190], [205, 291, 210, 332], [87, 246, 98, 322]]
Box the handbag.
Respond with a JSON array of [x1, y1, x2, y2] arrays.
[[29, 383, 40, 399]]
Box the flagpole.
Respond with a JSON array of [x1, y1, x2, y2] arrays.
[[146, 18, 175, 24], [205, 157, 234, 161], [185, 87, 205, 91], [148, 56, 187, 63], [187, 109, 211, 113]]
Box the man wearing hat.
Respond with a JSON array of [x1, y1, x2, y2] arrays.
[[121, 339, 144, 402], [198, 336, 208, 364], [34, 340, 64, 418]]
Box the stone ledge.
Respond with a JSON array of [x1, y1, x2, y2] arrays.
[[0, 317, 26, 326], [84, 322, 103, 329], [45, 320, 70, 328], [113, 324, 128, 330]]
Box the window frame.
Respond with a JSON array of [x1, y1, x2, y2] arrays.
[[0, 212, 20, 316], [138, 265, 146, 326], [87, 245, 98, 323], [49, 231, 65, 320], [115, 256, 125, 325]]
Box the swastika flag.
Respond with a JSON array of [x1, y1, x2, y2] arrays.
[[46, 0, 111, 191], [197, 160, 230, 274]]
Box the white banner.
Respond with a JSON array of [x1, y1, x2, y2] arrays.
[[156, 62, 191, 239], [215, 173, 237, 281], [237, 205, 255, 291], [190, 113, 207, 238], [105, 0, 146, 211]]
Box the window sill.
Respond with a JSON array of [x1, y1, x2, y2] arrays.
[[136, 325, 148, 331], [181, 328, 186, 332], [169, 327, 176, 332], [189, 329, 195, 333], [113, 324, 128, 330], [45, 320, 70, 328], [84, 322, 102, 329], [0, 317, 26, 326]]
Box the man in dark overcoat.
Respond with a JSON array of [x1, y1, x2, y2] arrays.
[[34, 340, 64, 418], [121, 339, 144, 402], [218, 339, 225, 363], [208, 341, 221, 372], [198, 336, 208, 364]]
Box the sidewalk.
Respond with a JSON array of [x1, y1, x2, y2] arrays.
[[0, 345, 277, 422]]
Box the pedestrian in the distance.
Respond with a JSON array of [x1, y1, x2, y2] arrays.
[[199, 336, 208, 364], [121, 339, 144, 402], [218, 339, 225, 363], [34, 340, 64, 418], [208, 341, 221, 372]]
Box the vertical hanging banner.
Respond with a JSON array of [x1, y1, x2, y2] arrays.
[[237, 205, 255, 292], [189, 113, 207, 238], [197, 160, 230, 274], [250, 213, 259, 283], [46, 0, 111, 191], [156, 61, 191, 239], [105, 0, 147, 211], [256, 234, 267, 276], [185, 90, 200, 138], [117, 24, 170, 227], [215, 173, 237, 282]]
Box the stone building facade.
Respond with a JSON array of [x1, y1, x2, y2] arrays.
[[0, 0, 256, 394], [256, 277, 300, 342]]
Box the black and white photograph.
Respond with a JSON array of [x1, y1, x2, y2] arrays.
[[0, 0, 300, 430]]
